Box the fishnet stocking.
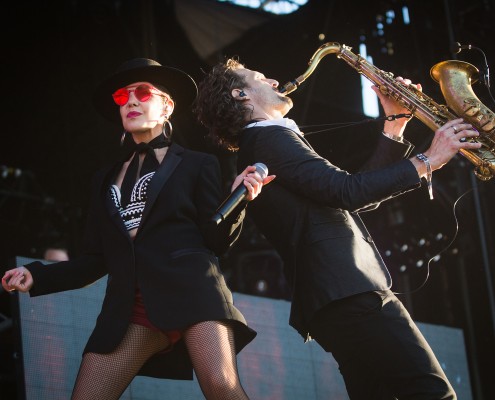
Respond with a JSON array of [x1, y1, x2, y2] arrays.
[[71, 323, 170, 400], [184, 320, 249, 400]]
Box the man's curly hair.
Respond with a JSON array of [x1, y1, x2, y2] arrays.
[[194, 58, 249, 151]]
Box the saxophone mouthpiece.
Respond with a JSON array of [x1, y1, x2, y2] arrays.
[[279, 80, 299, 94]]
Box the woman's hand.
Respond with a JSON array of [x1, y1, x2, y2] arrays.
[[231, 165, 276, 201], [1, 266, 33, 293]]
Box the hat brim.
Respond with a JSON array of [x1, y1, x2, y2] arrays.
[[92, 64, 197, 123]]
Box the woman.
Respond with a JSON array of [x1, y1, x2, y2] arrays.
[[2, 58, 273, 399]]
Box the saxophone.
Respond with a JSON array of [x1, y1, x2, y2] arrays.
[[279, 42, 495, 181]]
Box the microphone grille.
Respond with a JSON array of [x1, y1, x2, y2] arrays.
[[253, 162, 268, 179]]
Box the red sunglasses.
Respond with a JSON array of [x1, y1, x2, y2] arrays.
[[112, 84, 167, 106]]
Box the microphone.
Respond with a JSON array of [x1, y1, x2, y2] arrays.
[[451, 41, 472, 54], [212, 162, 268, 225], [451, 41, 491, 89]]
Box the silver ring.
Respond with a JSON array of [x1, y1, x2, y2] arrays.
[[453, 125, 458, 133]]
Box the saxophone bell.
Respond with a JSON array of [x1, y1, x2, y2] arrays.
[[431, 60, 495, 180]]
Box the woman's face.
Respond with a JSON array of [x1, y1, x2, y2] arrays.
[[116, 81, 174, 136]]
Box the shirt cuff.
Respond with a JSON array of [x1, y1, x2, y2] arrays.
[[382, 131, 404, 143]]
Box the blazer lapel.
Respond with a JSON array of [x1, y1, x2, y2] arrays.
[[138, 142, 183, 230]]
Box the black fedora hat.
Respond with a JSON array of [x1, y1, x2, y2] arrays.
[[92, 58, 197, 123]]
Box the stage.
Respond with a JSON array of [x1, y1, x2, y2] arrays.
[[11, 257, 472, 399]]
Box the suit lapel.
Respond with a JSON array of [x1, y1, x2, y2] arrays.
[[138, 142, 183, 231]]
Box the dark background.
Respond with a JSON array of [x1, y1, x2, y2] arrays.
[[1, 0, 494, 398]]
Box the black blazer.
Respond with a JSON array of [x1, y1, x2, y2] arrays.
[[26, 143, 256, 379], [237, 126, 421, 340]]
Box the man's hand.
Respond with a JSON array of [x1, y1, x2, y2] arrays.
[[410, 118, 482, 176], [372, 77, 421, 138]]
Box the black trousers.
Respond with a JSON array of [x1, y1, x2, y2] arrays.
[[308, 290, 456, 400]]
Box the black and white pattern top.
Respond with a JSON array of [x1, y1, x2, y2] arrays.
[[110, 172, 155, 231]]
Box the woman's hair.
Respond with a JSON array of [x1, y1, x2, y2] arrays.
[[194, 58, 249, 151], [153, 83, 174, 110], [153, 83, 174, 140]]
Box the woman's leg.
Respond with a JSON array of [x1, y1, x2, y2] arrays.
[[71, 324, 170, 400], [184, 320, 249, 400]]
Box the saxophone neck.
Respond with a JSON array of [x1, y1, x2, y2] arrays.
[[279, 42, 343, 94]]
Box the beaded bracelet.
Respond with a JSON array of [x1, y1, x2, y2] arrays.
[[416, 153, 433, 200]]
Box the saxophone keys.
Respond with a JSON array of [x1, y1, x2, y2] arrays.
[[463, 98, 481, 117], [481, 119, 495, 132]]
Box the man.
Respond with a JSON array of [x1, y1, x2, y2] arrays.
[[194, 58, 480, 399]]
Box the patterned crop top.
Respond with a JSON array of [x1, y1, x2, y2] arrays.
[[110, 172, 155, 231]]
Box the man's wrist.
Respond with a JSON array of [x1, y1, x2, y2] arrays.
[[415, 153, 433, 200]]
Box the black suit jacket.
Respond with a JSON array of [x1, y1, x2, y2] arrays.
[[237, 125, 421, 340], [26, 143, 256, 379]]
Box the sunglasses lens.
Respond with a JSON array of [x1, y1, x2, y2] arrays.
[[135, 85, 153, 102], [112, 85, 156, 106], [112, 88, 129, 106]]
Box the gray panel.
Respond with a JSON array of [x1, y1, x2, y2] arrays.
[[13, 257, 472, 399]]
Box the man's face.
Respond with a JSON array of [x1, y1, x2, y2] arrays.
[[234, 67, 293, 118]]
